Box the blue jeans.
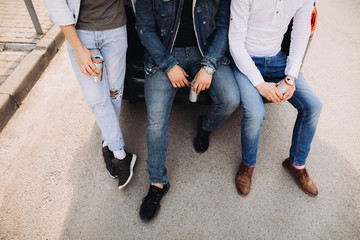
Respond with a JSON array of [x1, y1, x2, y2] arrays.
[[232, 52, 322, 166], [145, 46, 240, 184], [67, 26, 127, 152]]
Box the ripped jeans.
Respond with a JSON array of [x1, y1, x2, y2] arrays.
[[67, 25, 127, 151]]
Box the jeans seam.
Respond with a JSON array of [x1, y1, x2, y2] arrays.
[[291, 94, 306, 165]]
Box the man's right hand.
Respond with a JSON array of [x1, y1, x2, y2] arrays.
[[75, 47, 101, 76], [59, 25, 101, 77], [167, 65, 189, 88], [255, 82, 283, 104]]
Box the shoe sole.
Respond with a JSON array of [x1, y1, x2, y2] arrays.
[[235, 185, 250, 197], [118, 154, 137, 190], [282, 161, 317, 197], [140, 182, 170, 222]]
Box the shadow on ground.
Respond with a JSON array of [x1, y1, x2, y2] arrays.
[[59, 101, 360, 240]]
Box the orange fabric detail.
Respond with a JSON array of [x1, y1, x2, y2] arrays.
[[311, 7, 318, 34]]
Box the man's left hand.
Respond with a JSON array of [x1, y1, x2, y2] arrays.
[[193, 68, 213, 95], [279, 75, 296, 101]]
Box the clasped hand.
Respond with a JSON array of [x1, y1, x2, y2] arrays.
[[167, 65, 212, 95], [255, 76, 296, 104]]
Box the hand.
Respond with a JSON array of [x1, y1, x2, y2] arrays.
[[193, 68, 213, 95], [75, 47, 101, 76], [167, 65, 189, 88], [255, 82, 283, 104], [279, 75, 296, 102]]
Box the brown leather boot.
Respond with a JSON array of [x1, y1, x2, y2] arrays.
[[235, 162, 254, 196], [282, 158, 318, 196]]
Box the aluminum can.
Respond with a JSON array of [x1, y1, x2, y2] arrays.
[[91, 55, 104, 82], [277, 77, 294, 94], [189, 80, 198, 103]]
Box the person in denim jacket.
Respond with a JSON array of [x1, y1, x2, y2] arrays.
[[44, 0, 137, 190], [136, 0, 240, 221]]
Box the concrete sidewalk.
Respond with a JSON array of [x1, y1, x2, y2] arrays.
[[0, 0, 64, 133]]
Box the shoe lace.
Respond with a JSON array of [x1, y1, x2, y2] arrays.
[[145, 188, 162, 204]]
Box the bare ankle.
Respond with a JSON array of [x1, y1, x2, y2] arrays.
[[151, 183, 164, 189]]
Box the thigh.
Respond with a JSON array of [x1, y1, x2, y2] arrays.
[[208, 64, 240, 104], [288, 72, 322, 111], [232, 64, 265, 114], [145, 69, 178, 123], [100, 26, 128, 93]]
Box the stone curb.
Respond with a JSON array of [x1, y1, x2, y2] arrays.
[[0, 25, 65, 133]]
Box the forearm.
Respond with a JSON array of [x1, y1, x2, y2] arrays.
[[285, 0, 314, 78], [60, 25, 86, 55], [60, 25, 99, 76], [201, 0, 231, 70]]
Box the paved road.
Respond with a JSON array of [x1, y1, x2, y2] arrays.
[[0, 0, 359, 239]]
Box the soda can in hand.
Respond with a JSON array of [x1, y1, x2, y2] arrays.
[[277, 77, 294, 94], [91, 55, 104, 82], [189, 80, 198, 103]]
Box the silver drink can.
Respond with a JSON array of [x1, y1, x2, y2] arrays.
[[189, 80, 198, 103], [277, 77, 294, 94], [91, 55, 104, 82]]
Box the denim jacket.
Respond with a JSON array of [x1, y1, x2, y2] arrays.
[[135, 0, 231, 76]]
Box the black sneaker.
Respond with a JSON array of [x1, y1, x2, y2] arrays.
[[102, 145, 118, 178], [193, 115, 211, 153], [112, 152, 137, 190], [139, 183, 170, 221]]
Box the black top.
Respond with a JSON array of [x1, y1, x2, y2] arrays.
[[174, 0, 197, 47], [76, 0, 126, 31]]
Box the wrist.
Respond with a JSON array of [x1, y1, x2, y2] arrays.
[[202, 65, 215, 75]]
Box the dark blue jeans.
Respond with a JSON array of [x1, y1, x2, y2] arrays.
[[145, 46, 240, 184], [232, 52, 322, 166]]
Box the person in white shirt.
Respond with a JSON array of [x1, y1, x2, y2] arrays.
[[229, 0, 322, 197]]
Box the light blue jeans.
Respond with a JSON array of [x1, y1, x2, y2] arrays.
[[145, 46, 240, 184], [67, 26, 127, 152], [232, 52, 322, 167]]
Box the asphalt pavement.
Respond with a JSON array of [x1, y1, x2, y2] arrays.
[[0, 0, 359, 239]]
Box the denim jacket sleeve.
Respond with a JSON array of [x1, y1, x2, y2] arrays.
[[200, 0, 231, 71], [135, 0, 178, 73]]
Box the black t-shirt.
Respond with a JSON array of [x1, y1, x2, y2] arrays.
[[174, 0, 197, 47], [76, 0, 126, 31]]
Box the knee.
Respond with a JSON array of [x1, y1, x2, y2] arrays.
[[147, 112, 168, 131], [243, 108, 266, 123], [224, 94, 240, 113], [305, 98, 323, 117], [216, 89, 240, 113], [110, 89, 123, 103]]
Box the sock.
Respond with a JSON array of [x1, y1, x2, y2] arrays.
[[102, 141, 108, 147], [113, 148, 126, 160], [292, 164, 305, 170]]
